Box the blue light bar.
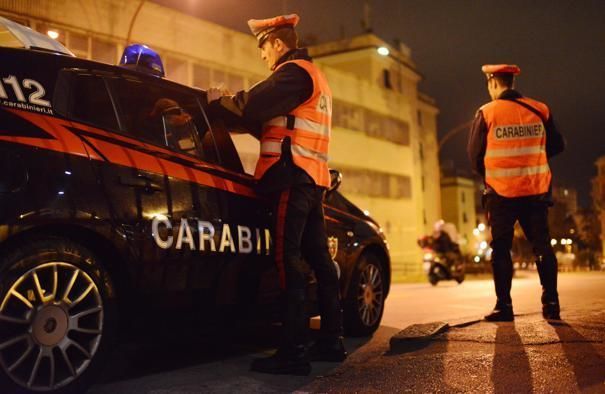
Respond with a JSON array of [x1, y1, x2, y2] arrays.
[[119, 44, 165, 77]]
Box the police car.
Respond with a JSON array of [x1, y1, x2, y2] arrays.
[[0, 17, 390, 393]]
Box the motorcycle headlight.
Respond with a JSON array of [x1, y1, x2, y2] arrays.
[[423, 253, 434, 261]]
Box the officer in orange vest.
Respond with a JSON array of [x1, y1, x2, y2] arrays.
[[467, 64, 565, 322], [207, 14, 345, 375]]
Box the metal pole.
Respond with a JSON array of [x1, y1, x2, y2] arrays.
[[126, 0, 146, 45], [438, 120, 473, 152]]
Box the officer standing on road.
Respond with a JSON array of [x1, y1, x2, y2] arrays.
[[467, 64, 565, 322], [207, 14, 346, 375]]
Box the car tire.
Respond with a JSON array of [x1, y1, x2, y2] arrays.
[[343, 252, 386, 337], [0, 237, 117, 394]]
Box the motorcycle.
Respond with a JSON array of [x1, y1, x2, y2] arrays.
[[418, 236, 465, 286]]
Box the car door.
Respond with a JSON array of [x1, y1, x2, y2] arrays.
[[196, 123, 276, 308], [64, 70, 225, 304], [107, 75, 231, 301]]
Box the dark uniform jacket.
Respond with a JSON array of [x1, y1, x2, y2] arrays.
[[467, 89, 566, 201], [208, 48, 316, 192]]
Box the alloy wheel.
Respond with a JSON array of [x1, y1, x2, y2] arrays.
[[357, 262, 384, 327], [0, 262, 103, 391]]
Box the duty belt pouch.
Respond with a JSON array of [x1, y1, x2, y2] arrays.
[[256, 136, 295, 194]]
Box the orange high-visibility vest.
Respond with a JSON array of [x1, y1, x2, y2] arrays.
[[255, 59, 332, 188], [482, 97, 551, 198]]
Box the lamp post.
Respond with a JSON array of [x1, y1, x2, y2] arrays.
[[127, 0, 146, 45], [438, 120, 473, 153]]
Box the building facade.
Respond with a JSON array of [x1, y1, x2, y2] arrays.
[[440, 176, 478, 254], [592, 156, 605, 257], [0, 0, 440, 275]]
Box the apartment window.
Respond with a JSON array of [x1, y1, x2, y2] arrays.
[[339, 167, 411, 199], [461, 191, 466, 203], [332, 100, 364, 131], [193, 64, 211, 89], [67, 32, 88, 57], [382, 69, 392, 90], [91, 38, 116, 64], [417, 110, 423, 126], [332, 99, 410, 145], [463, 212, 468, 223], [212, 70, 226, 86], [419, 142, 424, 161], [226, 73, 244, 93], [165, 56, 188, 85]]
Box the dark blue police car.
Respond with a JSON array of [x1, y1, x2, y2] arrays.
[[0, 17, 390, 393]]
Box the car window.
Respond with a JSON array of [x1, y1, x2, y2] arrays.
[[70, 74, 120, 131], [110, 78, 206, 159]]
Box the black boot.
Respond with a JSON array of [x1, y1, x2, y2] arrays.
[[542, 302, 561, 320], [484, 302, 514, 322], [541, 291, 561, 320], [250, 345, 311, 375], [309, 337, 347, 362]]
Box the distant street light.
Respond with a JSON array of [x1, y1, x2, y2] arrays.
[[47, 30, 59, 39], [377, 46, 389, 56]]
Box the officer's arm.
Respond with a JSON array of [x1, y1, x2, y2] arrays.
[[545, 115, 566, 158], [242, 64, 313, 123], [467, 110, 488, 177], [209, 64, 312, 124]]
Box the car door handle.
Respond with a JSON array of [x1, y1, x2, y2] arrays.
[[118, 174, 163, 194]]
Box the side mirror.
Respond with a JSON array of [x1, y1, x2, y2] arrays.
[[328, 169, 342, 193]]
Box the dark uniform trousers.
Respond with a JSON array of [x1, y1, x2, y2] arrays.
[[269, 182, 343, 348], [486, 194, 559, 306]]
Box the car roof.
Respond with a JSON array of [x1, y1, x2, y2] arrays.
[[0, 16, 74, 56]]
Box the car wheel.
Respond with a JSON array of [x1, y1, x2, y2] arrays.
[[344, 252, 385, 337], [0, 237, 117, 394]]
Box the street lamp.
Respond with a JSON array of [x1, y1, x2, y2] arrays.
[[438, 120, 474, 152], [127, 0, 146, 44], [47, 30, 59, 39], [377, 46, 390, 56]]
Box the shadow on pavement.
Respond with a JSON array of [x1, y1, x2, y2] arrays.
[[491, 322, 533, 393], [550, 321, 605, 391], [95, 312, 375, 390], [383, 334, 455, 391]]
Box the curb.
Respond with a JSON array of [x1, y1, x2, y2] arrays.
[[389, 321, 449, 352], [389, 317, 484, 353]]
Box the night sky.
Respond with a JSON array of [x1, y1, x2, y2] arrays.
[[153, 0, 605, 207]]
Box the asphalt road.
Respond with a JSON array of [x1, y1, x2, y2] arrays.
[[382, 270, 604, 328], [90, 271, 605, 393]]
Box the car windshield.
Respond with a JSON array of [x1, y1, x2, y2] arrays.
[[0, 23, 22, 48], [0, 16, 74, 55]]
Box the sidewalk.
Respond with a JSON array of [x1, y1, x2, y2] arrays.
[[301, 305, 605, 393]]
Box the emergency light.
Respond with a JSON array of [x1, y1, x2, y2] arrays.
[[119, 44, 165, 77]]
